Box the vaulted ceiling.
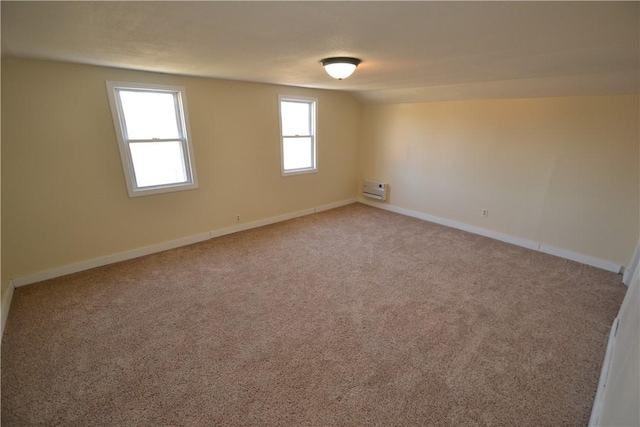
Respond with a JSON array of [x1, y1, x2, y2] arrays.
[[2, 1, 639, 104]]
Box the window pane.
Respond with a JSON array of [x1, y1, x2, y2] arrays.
[[129, 141, 187, 187], [281, 101, 310, 136], [283, 137, 313, 170], [119, 90, 180, 140]]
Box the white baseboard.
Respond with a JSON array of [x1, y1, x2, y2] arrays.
[[357, 198, 622, 273], [538, 244, 621, 274], [314, 198, 356, 213], [210, 199, 357, 239], [2, 280, 16, 339], [210, 207, 316, 239], [11, 199, 357, 288], [12, 232, 212, 288]]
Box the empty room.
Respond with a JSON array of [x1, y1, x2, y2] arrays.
[[1, 2, 639, 426]]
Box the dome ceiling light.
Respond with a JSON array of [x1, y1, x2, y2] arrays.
[[321, 57, 361, 80]]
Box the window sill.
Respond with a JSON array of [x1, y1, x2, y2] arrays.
[[127, 181, 199, 198], [281, 168, 318, 177]]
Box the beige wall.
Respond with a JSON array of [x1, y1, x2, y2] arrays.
[[1, 51, 4, 310], [2, 58, 639, 287], [360, 95, 639, 266], [1, 58, 361, 284]]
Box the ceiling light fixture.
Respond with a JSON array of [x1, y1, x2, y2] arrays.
[[321, 57, 361, 80]]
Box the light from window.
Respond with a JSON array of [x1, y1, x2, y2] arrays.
[[119, 91, 180, 140], [279, 96, 317, 175], [106, 82, 198, 197], [129, 141, 187, 188]]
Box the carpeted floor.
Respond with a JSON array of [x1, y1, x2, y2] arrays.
[[1, 203, 626, 426]]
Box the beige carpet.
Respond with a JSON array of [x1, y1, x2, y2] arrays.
[[1, 203, 626, 426]]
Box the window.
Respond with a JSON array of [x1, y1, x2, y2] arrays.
[[279, 96, 317, 175], [106, 81, 198, 197]]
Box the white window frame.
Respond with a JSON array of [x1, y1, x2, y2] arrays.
[[106, 81, 198, 197], [278, 95, 318, 176]]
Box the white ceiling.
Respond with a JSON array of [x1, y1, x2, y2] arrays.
[[2, 1, 639, 104]]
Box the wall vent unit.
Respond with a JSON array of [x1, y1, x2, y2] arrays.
[[363, 180, 388, 201]]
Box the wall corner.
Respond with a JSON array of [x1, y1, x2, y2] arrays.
[[1, 280, 15, 340]]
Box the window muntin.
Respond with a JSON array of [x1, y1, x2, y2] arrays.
[[106, 82, 198, 197], [279, 96, 317, 175]]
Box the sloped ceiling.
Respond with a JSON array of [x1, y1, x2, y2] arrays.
[[2, 1, 639, 104]]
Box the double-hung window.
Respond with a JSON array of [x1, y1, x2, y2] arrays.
[[279, 95, 317, 175], [106, 81, 198, 197]]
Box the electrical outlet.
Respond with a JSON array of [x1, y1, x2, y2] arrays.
[[481, 209, 489, 217], [235, 214, 241, 223]]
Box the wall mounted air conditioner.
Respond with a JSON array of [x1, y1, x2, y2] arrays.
[[363, 180, 388, 201]]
